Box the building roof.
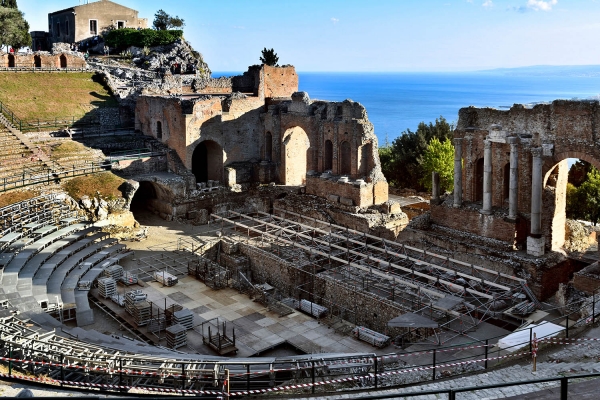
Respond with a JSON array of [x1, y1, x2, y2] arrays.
[[49, 0, 138, 16]]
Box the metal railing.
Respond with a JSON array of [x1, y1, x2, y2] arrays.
[[358, 372, 600, 399], [0, 161, 111, 193], [108, 148, 165, 162], [0, 66, 89, 73]]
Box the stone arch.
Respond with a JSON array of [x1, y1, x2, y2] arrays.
[[265, 131, 272, 161], [474, 158, 484, 202], [340, 141, 351, 175], [502, 162, 510, 203], [8, 54, 15, 68], [156, 121, 162, 140], [130, 180, 176, 219], [59, 54, 67, 68], [360, 143, 372, 177], [192, 140, 224, 183], [282, 126, 309, 185], [34, 55, 41, 68], [324, 140, 333, 171]]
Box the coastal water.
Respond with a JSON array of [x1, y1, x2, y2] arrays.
[[213, 70, 600, 145]]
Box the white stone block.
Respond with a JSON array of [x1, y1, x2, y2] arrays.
[[527, 236, 545, 257]]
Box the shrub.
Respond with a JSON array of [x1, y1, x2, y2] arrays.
[[105, 28, 183, 49]]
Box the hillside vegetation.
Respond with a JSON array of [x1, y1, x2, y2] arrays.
[[0, 73, 118, 121]]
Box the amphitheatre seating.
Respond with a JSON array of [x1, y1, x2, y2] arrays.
[[0, 222, 88, 290], [70, 250, 134, 326], [0, 194, 75, 244], [0, 126, 47, 179], [32, 232, 109, 305], [16, 227, 100, 296], [44, 238, 117, 306]]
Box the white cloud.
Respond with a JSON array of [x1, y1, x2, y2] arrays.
[[482, 0, 493, 8], [527, 0, 557, 11], [331, 17, 339, 24]]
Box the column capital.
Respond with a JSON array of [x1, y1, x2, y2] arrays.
[[453, 137, 463, 146], [531, 147, 543, 158], [507, 136, 519, 145], [484, 139, 492, 149]]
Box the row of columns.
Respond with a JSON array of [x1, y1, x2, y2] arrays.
[[452, 137, 544, 255]]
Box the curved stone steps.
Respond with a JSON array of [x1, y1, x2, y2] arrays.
[[16, 227, 100, 296], [0, 223, 88, 288], [32, 232, 108, 303], [44, 238, 117, 307]]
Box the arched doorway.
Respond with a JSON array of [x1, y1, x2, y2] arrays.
[[34, 55, 41, 68], [60, 54, 67, 68], [156, 121, 162, 139], [282, 127, 309, 185], [324, 140, 333, 171], [502, 162, 510, 204], [130, 181, 157, 213], [192, 140, 224, 183], [475, 158, 484, 202], [8, 55, 15, 68], [265, 132, 272, 161], [360, 143, 372, 177], [340, 141, 351, 175]]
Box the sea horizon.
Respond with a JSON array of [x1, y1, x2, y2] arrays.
[[213, 67, 600, 145]]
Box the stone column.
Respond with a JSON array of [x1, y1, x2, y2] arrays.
[[508, 137, 519, 220], [527, 147, 545, 256], [453, 138, 463, 208], [481, 139, 492, 214], [431, 171, 440, 201]]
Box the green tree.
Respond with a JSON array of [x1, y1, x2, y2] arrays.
[[380, 116, 453, 190], [152, 9, 185, 31], [577, 167, 600, 225], [1, 0, 17, 8], [568, 159, 590, 187], [260, 48, 279, 66], [419, 138, 454, 192], [0, 6, 31, 52]]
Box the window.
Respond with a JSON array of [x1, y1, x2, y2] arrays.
[[156, 121, 162, 139], [56, 22, 60, 37], [117, 20, 125, 29], [90, 19, 98, 35]]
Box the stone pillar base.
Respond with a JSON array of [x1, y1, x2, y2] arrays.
[[527, 236, 545, 257]]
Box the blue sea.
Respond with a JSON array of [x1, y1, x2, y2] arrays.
[[213, 68, 600, 145]]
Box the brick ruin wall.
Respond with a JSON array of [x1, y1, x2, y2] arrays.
[[238, 242, 406, 334], [433, 100, 600, 251], [134, 65, 389, 207], [0, 53, 86, 69]]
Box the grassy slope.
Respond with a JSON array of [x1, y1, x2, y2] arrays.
[[62, 172, 125, 201], [0, 72, 118, 121]]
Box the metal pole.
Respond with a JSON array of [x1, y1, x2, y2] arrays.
[[374, 357, 378, 389], [566, 315, 569, 338], [432, 348, 437, 381], [560, 376, 568, 400], [246, 364, 250, 392], [311, 360, 315, 394], [485, 339, 489, 369], [594, 289, 596, 325], [529, 327, 533, 353]]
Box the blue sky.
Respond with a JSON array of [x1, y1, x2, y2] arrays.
[[19, 0, 600, 72]]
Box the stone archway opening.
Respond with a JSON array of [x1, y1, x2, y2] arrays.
[[282, 126, 309, 186], [34, 55, 41, 68], [8, 55, 15, 68], [475, 158, 484, 202], [192, 140, 224, 184], [324, 140, 333, 171], [130, 181, 157, 213], [59, 54, 67, 69], [340, 141, 351, 175]]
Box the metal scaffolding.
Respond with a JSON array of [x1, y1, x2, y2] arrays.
[[211, 209, 536, 344]]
